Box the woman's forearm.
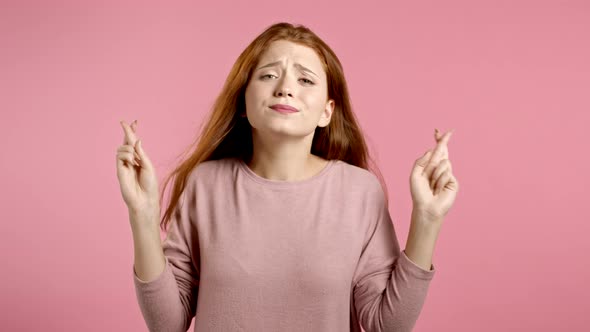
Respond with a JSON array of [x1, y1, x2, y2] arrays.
[[130, 210, 166, 282], [403, 207, 442, 271]]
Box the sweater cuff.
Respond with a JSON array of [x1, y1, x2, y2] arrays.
[[133, 256, 172, 286], [399, 250, 436, 279]]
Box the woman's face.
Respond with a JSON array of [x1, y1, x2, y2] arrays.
[[244, 40, 334, 139]]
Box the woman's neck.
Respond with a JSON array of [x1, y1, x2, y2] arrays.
[[247, 154, 328, 182]]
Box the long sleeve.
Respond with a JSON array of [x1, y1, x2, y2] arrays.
[[132, 182, 200, 332], [128, 157, 437, 331], [351, 184, 436, 332]]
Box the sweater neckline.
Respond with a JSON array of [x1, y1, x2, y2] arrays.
[[237, 157, 336, 188]]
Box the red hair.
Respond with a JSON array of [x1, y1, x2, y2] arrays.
[[159, 22, 388, 231]]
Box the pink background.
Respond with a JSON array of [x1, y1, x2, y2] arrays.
[[1, 0, 589, 331]]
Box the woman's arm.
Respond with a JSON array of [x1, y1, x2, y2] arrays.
[[404, 207, 441, 271], [130, 209, 166, 282]]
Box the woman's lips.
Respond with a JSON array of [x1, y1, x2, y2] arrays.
[[270, 104, 299, 114]]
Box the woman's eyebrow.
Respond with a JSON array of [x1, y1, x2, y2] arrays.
[[256, 61, 318, 78]]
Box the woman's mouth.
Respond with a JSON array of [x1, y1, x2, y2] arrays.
[[270, 104, 299, 114]]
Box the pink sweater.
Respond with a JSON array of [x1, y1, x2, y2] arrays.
[[133, 157, 435, 332]]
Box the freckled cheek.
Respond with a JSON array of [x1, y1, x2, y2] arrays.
[[244, 91, 265, 110], [252, 90, 269, 106], [300, 96, 323, 113]]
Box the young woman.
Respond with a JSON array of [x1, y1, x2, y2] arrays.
[[116, 22, 458, 332]]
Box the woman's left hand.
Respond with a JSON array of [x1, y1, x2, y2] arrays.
[[410, 129, 459, 223]]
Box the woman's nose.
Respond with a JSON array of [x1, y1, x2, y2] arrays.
[[275, 89, 293, 97], [274, 78, 293, 97]]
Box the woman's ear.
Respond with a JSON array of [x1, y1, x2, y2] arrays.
[[317, 99, 335, 127]]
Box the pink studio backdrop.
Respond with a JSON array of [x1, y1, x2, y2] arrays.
[[1, 1, 588, 331]]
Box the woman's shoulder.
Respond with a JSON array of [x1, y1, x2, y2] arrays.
[[331, 159, 382, 192], [188, 157, 239, 182], [194, 157, 236, 170]]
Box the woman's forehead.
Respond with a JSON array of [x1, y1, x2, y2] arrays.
[[258, 40, 324, 73]]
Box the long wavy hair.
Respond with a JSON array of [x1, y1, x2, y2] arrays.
[[158, 22, 388, 231]]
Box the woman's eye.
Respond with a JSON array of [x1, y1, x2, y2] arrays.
[[300, 78, 314, 85], [260, 74, 314, 85]]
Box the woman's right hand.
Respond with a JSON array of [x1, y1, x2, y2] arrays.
[[116, 120, 161, 224]]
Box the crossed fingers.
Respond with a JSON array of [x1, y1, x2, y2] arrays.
[[120, 120, 138, 146], [118, 120, 140, 167], [422, 129, 454, 189]]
